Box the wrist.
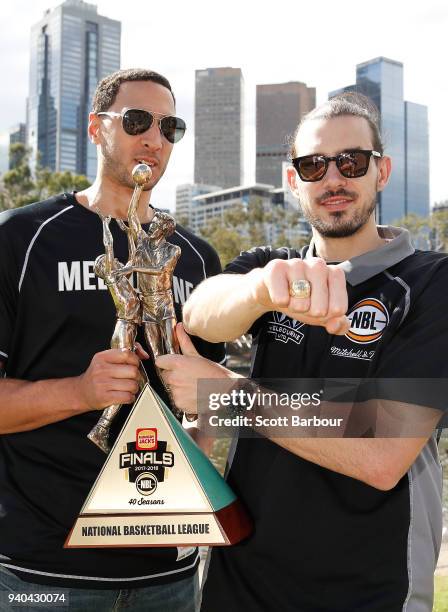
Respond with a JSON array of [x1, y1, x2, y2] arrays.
[[245, 268, 271, 316]]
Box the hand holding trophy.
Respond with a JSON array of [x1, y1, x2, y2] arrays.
[[66, 164, 252, 548]]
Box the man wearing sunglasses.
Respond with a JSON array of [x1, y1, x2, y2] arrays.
[[0, 68, 224, 611], [158, 93, 448, 611]]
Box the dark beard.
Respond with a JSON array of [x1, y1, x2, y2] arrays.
[[101, 143, 152, 191], [302, 192, 377, 238]]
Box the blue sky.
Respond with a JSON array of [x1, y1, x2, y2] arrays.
[[1, 0, 447, 210]]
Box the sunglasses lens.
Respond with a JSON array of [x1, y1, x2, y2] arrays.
[[160, 116, 186, 143], [338, 151, 369, 178], [296, 156, 327, 181], [122, 109, 153, 135]]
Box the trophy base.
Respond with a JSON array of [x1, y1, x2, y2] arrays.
[[66, 384, 252, 549], [65, 498, 251, 547]]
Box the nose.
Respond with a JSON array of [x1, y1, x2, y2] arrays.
[[322, 160, 347, 190], [140, 120, 163, 151]]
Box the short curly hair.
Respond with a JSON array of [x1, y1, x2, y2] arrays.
[[92, 68, 175, 113]]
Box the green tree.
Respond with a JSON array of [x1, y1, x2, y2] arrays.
[[0, 143, 90, 212], [430, 207, 448, 252], [199, 197, 310, 265], [392, 213, 431, 249]]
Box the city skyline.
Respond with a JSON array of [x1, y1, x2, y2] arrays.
[[1, 0, 447, 212], [330, 57, 430, 224], [27, 0, 120, 179]]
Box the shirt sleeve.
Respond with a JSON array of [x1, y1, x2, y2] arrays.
[[368, 258, 448, 414], [223, 246, 274, 275], [0, 215, 20, 363]]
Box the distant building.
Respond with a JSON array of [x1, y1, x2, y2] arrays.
[[256, 81, 315, 187], [27, 0, 121, 180], [404, 101, 430, 219], [194, 67, 243, 188], [175, 183, 222, 226], [329, 57, 429, 223], [190, 179, 309, 245], [9, 123, 27, 169]]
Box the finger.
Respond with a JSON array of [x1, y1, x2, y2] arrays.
[[264, 259, 294, 307], [107, 364, 140, 380], [298, 258, 329, 317], [134, 342, 150, 360], [155, 354, 184, 371], [176, 323, 199, 357], [327, 266, 348, 318], [105, 348, 141, 366], [285, 259, 311, 314], [107, 378, 140, 394], [325, 315, 351, 336]]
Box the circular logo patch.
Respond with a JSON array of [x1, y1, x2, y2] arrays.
[[135, 472, 158, 496], [346, 298, 389, 344]]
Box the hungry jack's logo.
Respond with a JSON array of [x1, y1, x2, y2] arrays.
[[136, 428, 158, 450], [346, 298, 389, 344]]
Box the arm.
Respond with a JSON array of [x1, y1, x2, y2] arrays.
[[112, 265, 161, 277], [184, 257, 350, 342], [101, 215, 115, 273], [0, 350, 142, 434], [156, 346, 440, 491]]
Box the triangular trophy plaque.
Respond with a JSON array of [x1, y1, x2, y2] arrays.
[[65, 384, 252, 547]]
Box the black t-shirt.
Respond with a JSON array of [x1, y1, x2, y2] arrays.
[[0, 193, 225, 589], [202, 238, 448, 612]]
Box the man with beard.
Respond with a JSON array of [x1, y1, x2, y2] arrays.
[[0, 69, 224, 611], [159, 94, 448, 611]]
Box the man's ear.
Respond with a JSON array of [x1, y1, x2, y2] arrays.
[[88, 112, 101, 144], [377, 155, 392, 193], [287, 165, 300, 198]]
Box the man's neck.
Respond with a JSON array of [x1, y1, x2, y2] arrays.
[[312, 220, 387, 262], [75, 176, 155, 224]]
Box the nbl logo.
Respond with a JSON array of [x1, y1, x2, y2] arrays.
[[346, 298, 389, 344]]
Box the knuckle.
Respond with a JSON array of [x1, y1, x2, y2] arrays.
[[309, 257, 326, 270], [310, 307, 327, 319]]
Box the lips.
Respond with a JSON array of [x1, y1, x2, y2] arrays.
[[320, 196, 354, 211], [135, 157, 158, 168]]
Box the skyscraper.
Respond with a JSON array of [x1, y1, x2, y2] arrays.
[[256, 82, 315, 187], [329, 57, 429, 223], [194, 67, 243, 188], [27, 0, 121, 181], [404, 101, 430, 219]]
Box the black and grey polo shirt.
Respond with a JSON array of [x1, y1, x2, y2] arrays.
[[202, 227, 448, 612]]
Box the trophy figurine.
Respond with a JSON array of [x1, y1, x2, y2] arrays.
[[67, 163, 252, 549]]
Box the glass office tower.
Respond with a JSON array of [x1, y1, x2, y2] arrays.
[[357, 58, 405, 224], [329, 57, 429, 223], [404, 101, 430, 218], [27, 0, 120, 181]]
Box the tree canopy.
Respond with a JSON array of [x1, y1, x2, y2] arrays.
[[0, 143, 90, 211]]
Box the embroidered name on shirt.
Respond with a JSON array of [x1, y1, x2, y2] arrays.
[[267, 312, 306, 345], [57, 262, 193, 305]]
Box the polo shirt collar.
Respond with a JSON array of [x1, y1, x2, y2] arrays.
[[305, 226, 415, 286]]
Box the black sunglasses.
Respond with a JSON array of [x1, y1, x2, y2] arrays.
[[97, 108, 187, 144], [291, 149, 382, 182]]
